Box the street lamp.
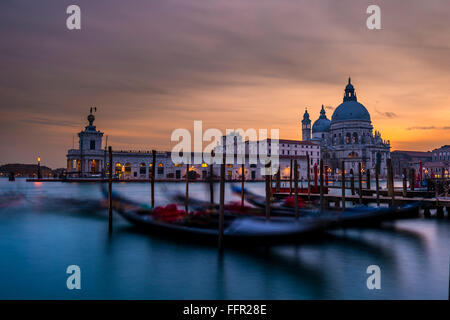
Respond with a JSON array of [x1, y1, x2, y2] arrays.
[[37, 157, 41, 179]]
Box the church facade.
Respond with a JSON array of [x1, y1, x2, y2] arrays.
[[301, 78, 391, 177]]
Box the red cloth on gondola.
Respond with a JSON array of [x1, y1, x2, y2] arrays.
[[283, 196, 306, 208]]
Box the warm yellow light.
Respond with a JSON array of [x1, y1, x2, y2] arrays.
[[37, 157, 41, 163], [201, 163, 208, 168]]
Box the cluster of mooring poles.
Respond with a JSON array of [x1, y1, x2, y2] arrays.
[[106, 150, 449, 242]]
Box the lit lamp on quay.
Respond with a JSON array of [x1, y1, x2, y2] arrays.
[[37, 157, 41, 179]]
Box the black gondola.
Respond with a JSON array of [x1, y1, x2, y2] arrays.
[[231, 186, 420, 227], [101, 187, 328, 245]]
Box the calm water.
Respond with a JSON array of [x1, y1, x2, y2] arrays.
[[0, 178, 449, 299]]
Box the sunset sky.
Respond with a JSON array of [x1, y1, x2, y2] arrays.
[[1, 0, 450, 168]]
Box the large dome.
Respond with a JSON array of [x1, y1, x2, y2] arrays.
[[331, 101, 371, 122], [331, 78, 371, 123]]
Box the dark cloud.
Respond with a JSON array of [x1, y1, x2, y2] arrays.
[[375, 109, 397, 118], [407, 126, 450, 131]]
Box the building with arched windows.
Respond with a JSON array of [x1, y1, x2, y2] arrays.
[[302, 78, 391, 176], [66, 111, 316, 181]]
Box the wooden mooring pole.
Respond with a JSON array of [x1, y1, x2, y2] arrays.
[[375, 163, 380, 206], [108, 146, 113, 234], [265, 162, 271, 220], [358, 163, 362, 205], [185, 163, 189, 214], [350, 169, 355, 195], [210, 150, 214, 205], [241, 163, 245, 207], [402, 168, 407, 197], [320, 159, 325, 212], [151, 150, 156, 208], [276, 165, 281, 194], [341, 161, 346, 211], [218, 156, 225, 251], [294, 160, 299, 220], [387, 158, 395, 206], [366, 169, 371, 190], [289, 159, 293, 195], [409, 168, 415, 191], [307, 154, 311, 200]]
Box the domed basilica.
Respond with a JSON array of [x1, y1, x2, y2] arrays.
[[301, 78, 391, 176]]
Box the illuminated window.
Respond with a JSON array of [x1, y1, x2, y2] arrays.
[[140, 163, 146, 174], [201, 163, 208, 168], [226, 164, 233, 168], [125, 163, 131, 173], [174, 163, 182, 167], [346, 133, 351, 144]]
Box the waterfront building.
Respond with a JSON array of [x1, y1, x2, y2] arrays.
[[391, 150, 432, 178], [302, 78, 391, 177], [424, 145, 450, 178], [66, 113, 319, 181]]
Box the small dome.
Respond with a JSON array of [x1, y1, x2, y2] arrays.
[[312, 118, 331, 133], [302, 108, 310, 119], [312, 105, 331, 133], [331, 101, 370, 122]]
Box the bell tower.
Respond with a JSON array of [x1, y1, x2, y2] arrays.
[[78, 108, 104, 175], [78, 108, 103, 152], [301, 108, 311, 141]]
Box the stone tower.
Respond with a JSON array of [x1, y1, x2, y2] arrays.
[[301, 108, 311, 141]]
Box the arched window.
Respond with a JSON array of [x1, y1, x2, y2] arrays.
[[352, 132, 358, 144], [140, 163, 146, 174], [89, 159, 98, 174], [125, 162, 131, 174], [346, 133, 351, 144], [157, 163, 164, 175], [115, 163, 122, 174], [348, 152, 358, 158]]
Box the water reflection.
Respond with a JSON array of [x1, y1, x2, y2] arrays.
[[0, 179, 449, 299]]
